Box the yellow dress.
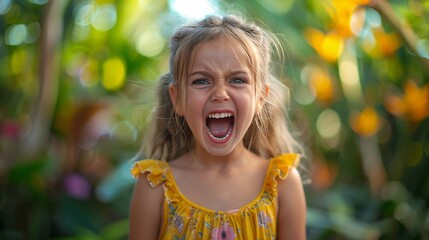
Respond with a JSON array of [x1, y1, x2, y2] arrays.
[[130, 153, 298, 240]]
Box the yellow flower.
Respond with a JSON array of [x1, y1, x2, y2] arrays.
[[311, 158, 338, 190], [350, 107, 383, 136], [308, 0, 370, 60], [323, 0, 369, 38], [384, 94, 407, 116], [305, 28, 344, 62], [309, 68, 336, 105], [364, 28, 402, 58], [385, 80, 429, 122], [325, 0, 358, 37]]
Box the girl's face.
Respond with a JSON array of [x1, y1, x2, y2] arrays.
[[170, 36, 258, 157]]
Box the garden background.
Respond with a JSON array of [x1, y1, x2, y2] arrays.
[[1, 0, 428, 239]]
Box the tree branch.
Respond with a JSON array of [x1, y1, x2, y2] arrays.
[[20, 0, 70, 159], [370, 0, 429, 75]]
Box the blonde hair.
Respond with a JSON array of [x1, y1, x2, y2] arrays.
[[143, 15, 303, 162]]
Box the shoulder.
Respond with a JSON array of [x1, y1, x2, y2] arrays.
[[131, 159, 169, 187], [276, 159, 306, 239], [271, 153, 303, 200], [277, 167, 304, 199], [130, 159, 167, 205], [129, 160, 166, 239]]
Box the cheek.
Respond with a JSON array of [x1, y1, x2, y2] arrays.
[[236, 93, 258, 120], [184, 93, 205, 121]]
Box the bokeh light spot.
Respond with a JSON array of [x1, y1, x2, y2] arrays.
[[25, 22, 41, 44], [339, 49, 363, 104], [365, 8, 381, 28], [64, 173, 91, 200], [305, 28, 344, 62], [350, 107, 382, 137], [75, 3, 93, 27], [110, 121, 138, 142], [0, 0, 12, 15], [5, 24, 27, 46], [350, 8, 365, 36], [317, 109, 342, 139], [294, 87, 316, 106], [135, 24, 165, 57], [79, 59, 100, 87], [102, 57, 126, 91], [309, 68, 335, 105], [322, 32, 344, 62], [91, 4, 117, 31]]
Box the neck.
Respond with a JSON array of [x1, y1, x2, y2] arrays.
[[189, 143, 251, 170]]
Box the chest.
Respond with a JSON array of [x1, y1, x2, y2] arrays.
[[170, 168, 267, 211]]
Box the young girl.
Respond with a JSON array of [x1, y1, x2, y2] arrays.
[[129, 14, 306, 240]]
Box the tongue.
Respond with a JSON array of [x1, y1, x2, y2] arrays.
[[207, 118, 233, 138]]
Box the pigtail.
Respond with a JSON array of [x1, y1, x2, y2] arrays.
[[142, 73, 193, 161]]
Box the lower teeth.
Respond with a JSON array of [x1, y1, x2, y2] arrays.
[[207, 128, 232, 141]]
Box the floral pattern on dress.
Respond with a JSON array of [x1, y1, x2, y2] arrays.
[[211, 223, 236, 240], [130, 154, 298, 240], [257, 211, 272, 228], [173, 215, 184, 233]]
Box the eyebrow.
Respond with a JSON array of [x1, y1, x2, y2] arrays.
[[188, 70, 250, 77]]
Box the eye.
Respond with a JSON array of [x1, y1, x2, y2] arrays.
[[229, 78, 247, 84], [191, 79, 211, 85]]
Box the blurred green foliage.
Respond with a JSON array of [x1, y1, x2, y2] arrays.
[[0, 0, 428, 239]]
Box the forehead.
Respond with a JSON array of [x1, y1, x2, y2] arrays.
[[190, 35, 253, 71]]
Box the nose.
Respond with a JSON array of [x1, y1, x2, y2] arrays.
[[211, 83, 230, 102]]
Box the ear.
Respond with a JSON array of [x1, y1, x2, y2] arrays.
[[169, 83, 184, 116], [256, 84, 269, 114], [263, 84, 270, 98]]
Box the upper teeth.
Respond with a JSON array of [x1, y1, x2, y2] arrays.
[[208, 112, 233, 119]]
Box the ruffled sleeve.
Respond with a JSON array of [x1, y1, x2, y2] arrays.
[[271, 153, 299, 180], [264, 153, 299, 199], [130, 160, 169, 188]]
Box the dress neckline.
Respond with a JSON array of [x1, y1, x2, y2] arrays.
[[163, 159, 275, 214]]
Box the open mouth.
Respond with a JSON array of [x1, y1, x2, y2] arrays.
[[206, 112, 234, 142]]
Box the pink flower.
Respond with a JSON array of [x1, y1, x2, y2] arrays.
[[211, 223, 236, 240], [173, 215, 184, 233], [1, 120, 20, 139], [63, 173, 91, 200], [257, 211, 272, 228]]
